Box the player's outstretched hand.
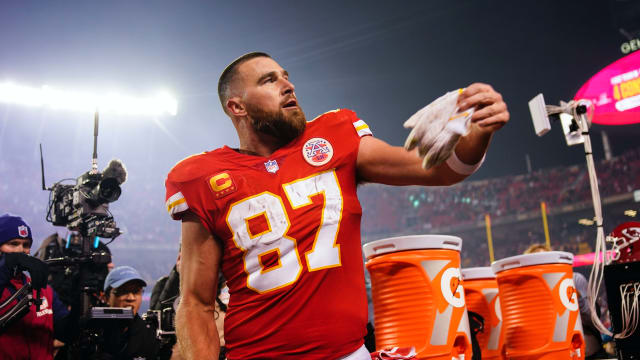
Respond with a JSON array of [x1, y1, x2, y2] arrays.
[[403, 89, 474, 169], [457, 83, 509, 133]]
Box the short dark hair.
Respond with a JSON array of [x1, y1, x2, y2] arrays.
[[524, 243, 552, 254], [218, 52, 271, 112]]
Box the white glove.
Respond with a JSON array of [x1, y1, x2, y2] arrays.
[[403, 89, 474, 170]]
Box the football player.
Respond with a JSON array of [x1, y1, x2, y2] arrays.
[[165, 52, 508, 360]]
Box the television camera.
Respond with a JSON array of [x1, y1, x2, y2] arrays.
[[40, 111, 133, 357], [143, 297, 177, 343], [44, 112, 125, 240]]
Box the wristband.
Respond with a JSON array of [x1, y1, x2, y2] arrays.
[[445, 151, 485, 175]]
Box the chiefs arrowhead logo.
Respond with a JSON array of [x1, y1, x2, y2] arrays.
[[302, 138, 333, 166]]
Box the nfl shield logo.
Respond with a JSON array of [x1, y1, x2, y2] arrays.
[[18, 225, 29, 238], [264, 160, 279, 174]]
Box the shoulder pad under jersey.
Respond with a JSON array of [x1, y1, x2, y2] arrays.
[[167, 152, 216, 183]]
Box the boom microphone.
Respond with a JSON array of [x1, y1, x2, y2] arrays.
[[102, 159, 128, 185]]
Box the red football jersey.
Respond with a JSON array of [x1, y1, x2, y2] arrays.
[[165, 109, 373, 359]]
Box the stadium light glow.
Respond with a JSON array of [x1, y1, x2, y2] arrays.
[[578, 218, 595, 226], [0, 81, 178, 116]]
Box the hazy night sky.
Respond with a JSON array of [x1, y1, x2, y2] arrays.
[[1, 0, 638, 249]]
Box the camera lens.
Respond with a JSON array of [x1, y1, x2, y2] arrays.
[[98, 178, 121, 203]]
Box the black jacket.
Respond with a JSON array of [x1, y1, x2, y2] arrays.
[[149, 266, 179, 311], [99, 314, 160, 360]]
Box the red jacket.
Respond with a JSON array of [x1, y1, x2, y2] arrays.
[[0, 276, 56, 360]]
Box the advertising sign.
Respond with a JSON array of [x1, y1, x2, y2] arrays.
[[574, 51, 640, 125]]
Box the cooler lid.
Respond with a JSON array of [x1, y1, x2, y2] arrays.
[[461, 267, 495, 280], [491, 251, 574, 273], [363, 235, 462, 260]]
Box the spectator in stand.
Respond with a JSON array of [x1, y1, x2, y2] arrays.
[[523, 243, 551, 254], [359, 146, 640, 237]]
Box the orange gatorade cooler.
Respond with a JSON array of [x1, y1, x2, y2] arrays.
[[491, 252, 585, 360], [461, 267, 505, 360], [363, 235, 472, 360]]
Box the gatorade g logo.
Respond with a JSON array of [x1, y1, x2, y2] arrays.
[[440, 267, 465, 308], [559, 278, 579, 312], [494, 296, 502, 323]]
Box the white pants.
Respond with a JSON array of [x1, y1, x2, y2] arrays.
[[338, 344, 370, 360]]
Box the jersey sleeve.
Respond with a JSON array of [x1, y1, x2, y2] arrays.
[[341, 109, 373, 138], [164, 154, 207, 221], [165, 177, 190, 220], [164, 154, 220, 232]]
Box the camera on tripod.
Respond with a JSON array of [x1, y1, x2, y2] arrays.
[[42, 110, 126, 239], [143, 307, 176, 342], [39, 111, 134, 358], [142, 297, 178, 358], [47, 159, 125, 239], [40, 111, 127, 306]]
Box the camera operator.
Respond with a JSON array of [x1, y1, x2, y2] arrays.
[[0, 214, 71, 360], [149, 245, 180, 360], [100, 265, 160, 360], [149, 245, 229, 360], [150, 244, 180, 312]]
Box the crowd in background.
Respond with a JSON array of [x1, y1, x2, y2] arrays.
[[2, 145, 637, 359], [1, 147, 639, 287], [360, 146, 639, 236], [360, 146, 640, 267]]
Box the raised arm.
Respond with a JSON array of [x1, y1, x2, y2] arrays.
[[176, 211, 222, 360], [357, 83, 508, 186]]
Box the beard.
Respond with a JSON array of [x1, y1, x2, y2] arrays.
[[246, 103, 307, 147]]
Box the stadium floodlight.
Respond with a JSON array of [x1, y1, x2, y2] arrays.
[[0, 81, 177, 116], [578, 218, 595, 226]]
